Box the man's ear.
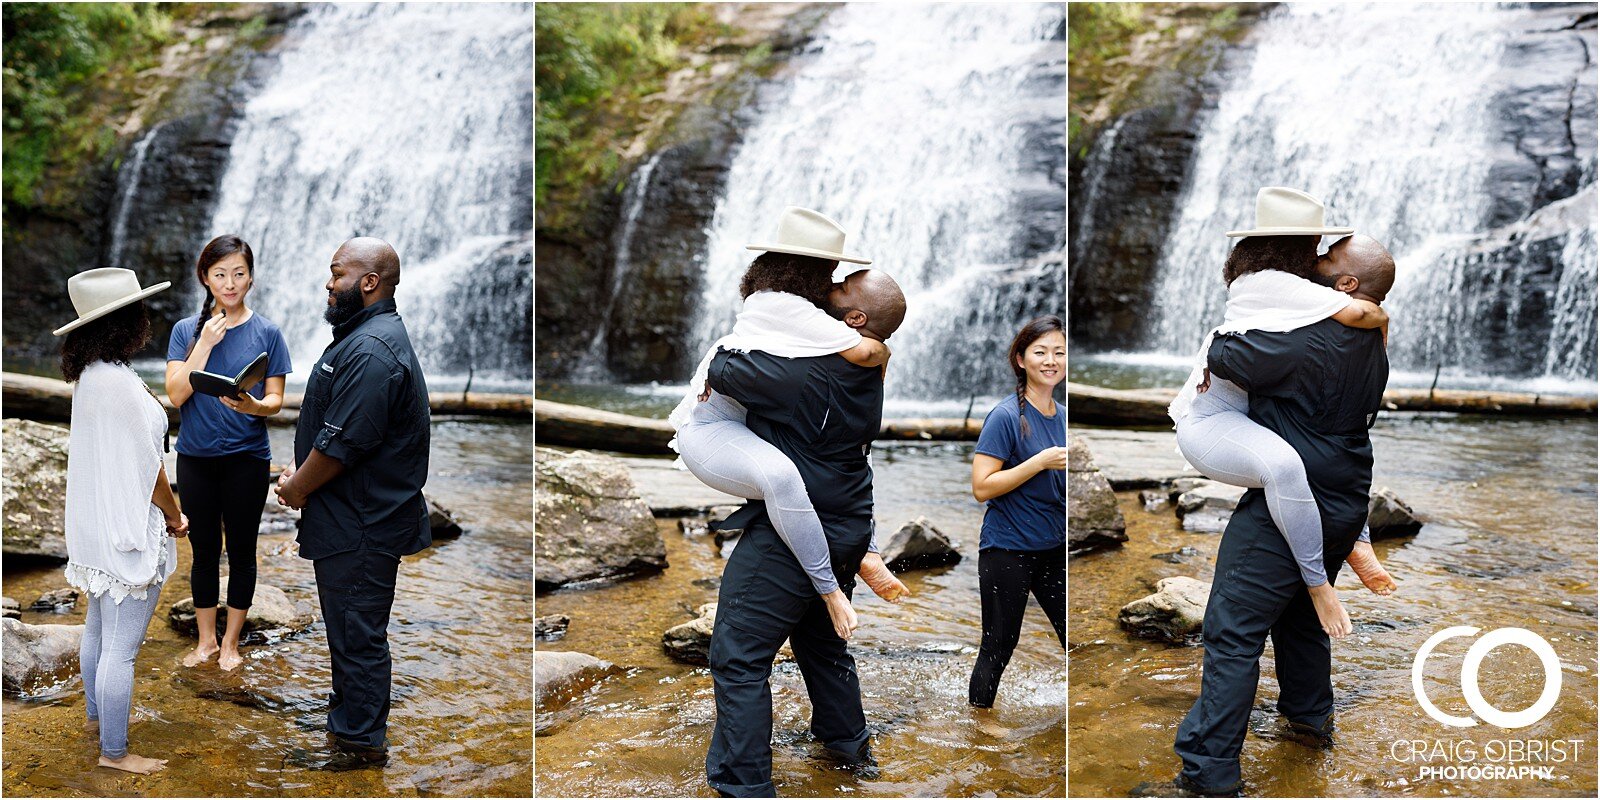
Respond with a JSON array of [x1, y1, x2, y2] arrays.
[[844, 309, 868, 328], [361, 272, 381, 294], [1336, 275, 1359, 293]]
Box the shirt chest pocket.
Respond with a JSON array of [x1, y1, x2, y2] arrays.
[[304, 360, 336, 420]]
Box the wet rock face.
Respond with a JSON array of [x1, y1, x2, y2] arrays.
[[1067, 435, 1128, 553], [535, 614, 571, 641], [880, 517, 962, 572], [1367, 486, 1423, 540], [1118, 576, 1209, 643], [662, 602, 718, 666], [1, 420, 70, 562], [1175, 480, 1246, 534], [535, 650, 614, 712], [534, 449, 667, 591], [2, 618, 84, 697]]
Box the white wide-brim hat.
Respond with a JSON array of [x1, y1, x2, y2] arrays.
[[52, 268, 170, 336], [746, 206, 871, 264], [1226, 187, 1355, 238]]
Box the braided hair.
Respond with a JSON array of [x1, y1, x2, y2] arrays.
[[188, 234, 254, 355], [1007, 314, 1064, 437]]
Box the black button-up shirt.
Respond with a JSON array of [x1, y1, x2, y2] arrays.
[[1207, 317, 1389, 565], [707, 348, 883, 549], [294, 298, 431, 559]]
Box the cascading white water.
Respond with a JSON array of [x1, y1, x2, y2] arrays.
[[107, 121, 168, 268], [204, 3, 532, 387], [689, 2, 1065, 402], [1144, 3, 1596, 386], [575, 152, 663, 379]]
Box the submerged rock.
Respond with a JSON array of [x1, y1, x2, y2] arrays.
[[2, 419, 70, 562], [30, 588, 78, 613], [535, 614, 571, 641], [1150, 546, 1200, 564], [1068, 435, 1127, 553], [1140, 488, 1171, 512], [535, 650, 613, 711], [168, 581, 315, 642], [1119, 577, 1210, 643], [426, 493, 465, 540], [535, 450, 666, 591], [1367, 487, 1423, 539], [1175, 480, 1246, 533], [880, 517, 961, 571], [2, 618, 83, 696], [663, 603, 719, 666], [1, 597, 19, 620]]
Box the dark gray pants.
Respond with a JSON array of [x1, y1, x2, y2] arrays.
[[706, 521, 870, 797]]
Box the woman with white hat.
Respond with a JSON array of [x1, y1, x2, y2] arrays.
[[54, 267, 188, 774], [668, 206, 909, 642], [1168, 188, 1397, 641]]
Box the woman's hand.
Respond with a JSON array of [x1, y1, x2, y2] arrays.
[[220, 393, 265, 416], [821, 590, 858, 640], [858, 552, 910, 603], [1031, 446, 1068, 472], [197, 313, 229, 349], [166, 512, 189, 538]]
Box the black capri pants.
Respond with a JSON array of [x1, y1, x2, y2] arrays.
[[176, 452, 271, 610], [968, 544, 1067, 707]]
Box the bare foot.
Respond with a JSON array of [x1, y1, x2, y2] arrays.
[[1307, 583, 1352, 639], [98, 753, 168, 774], [1346, 541, 1398, 596], [972, 706, 1011, 738], [183, 643, 219, 667], [218, 648, 244, 671], [857, 553, 911, 603]]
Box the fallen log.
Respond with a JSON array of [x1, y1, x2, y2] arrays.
[[1067, 381, 1597, 427], [535, 400, 986, 455], [1, 372, 530, 428]]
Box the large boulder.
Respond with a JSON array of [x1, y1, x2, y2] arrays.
[[1367, 486, 1423, 539], [168, 580, 315, 643], [1068, 434, 1127, 553], [535, 450, 667, 591], [2, 419, 70, 561], [535, 650, 613, 711], [1175, 480, 1246, 533], [2, 618, 83, 696], [1119, 577, 1210, 643], [880, 517, 962, 571], [663, 603, 718, 666]]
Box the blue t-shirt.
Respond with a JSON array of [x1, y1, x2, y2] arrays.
[[166, 312, 293, 460], [975, 396, 1066, 551]]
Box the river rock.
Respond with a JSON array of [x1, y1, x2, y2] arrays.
[[425, 493, 464, 540], [2, 419, 70, 561], [880, 517, 962, 571], [2, 618, 83, 696], [168, 581, 315, 641], [535, 449, 667, 591], [1068, 434, 1127, 553], [663, 603, 719, 666], [1119, 577, 1210, 643], [30, 588, 78, 613], [1367, 486, 1423, 539], [2, 598, 19, 620], [535, 614, 571, 641], [1141, 488, 1171, 512], [535, 650, 614, 710], [1176, 480, 1246, 533]]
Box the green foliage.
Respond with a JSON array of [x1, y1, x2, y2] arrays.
[[535, 2, 725, 232], [2, 2, 176, 211], [1067, 2, 1150, 157]]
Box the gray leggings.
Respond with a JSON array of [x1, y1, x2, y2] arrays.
[[678, 406, 838, 596], [81, 582, 163, 759], [1176, 379, 1328, 587]]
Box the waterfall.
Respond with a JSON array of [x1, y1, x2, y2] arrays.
[[687, 2, 1065, 402], [205, 3, 532, 388], [1142, 3, 1596, 386], [1071, 116, 1124, 271], [108, 121, 168, 268], [574, 152, 663, 380]]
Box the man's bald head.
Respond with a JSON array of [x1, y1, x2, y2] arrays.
[[827, 268, 907, 341], [334, 237, 401, 292], [1316, 234, 1395, 303]]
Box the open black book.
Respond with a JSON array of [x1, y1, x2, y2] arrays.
[[189, 352, 270, 399]]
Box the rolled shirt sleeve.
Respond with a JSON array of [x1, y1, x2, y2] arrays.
[[313, 350, 402, 465]]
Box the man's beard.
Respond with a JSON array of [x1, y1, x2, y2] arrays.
[[323, 285, 364, 326], [1309, 272, 1340, 289]]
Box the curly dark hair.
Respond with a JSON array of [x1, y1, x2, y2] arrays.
[[738, 252, 837, 310], [1222, 235, 1320, 286], [60, 302, 153, 383]]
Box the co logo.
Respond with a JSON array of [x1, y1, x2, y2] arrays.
[[1412, 626, 1562, 729]]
